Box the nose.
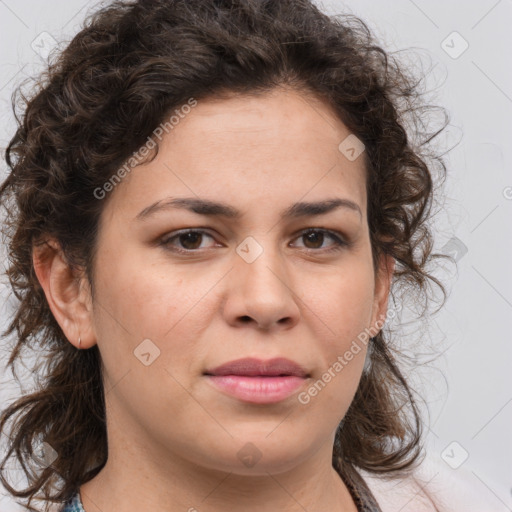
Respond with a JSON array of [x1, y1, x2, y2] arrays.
[[222, 240, 300, 332]]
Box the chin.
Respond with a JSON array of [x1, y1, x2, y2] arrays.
[[185, 437, 308, 476]]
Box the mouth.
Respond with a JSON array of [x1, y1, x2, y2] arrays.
[[203, 357, 310, 404], [204, 357, 310, 378]]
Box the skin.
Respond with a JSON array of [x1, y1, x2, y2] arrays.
[[33, 87, 394, 512]]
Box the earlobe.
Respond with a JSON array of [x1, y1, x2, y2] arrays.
[[32, 238, 95, 349]]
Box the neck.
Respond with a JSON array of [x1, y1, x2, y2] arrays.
[[79, 445, 358, 512]]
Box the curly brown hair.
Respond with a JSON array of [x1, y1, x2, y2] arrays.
[[0, 0, 449, 510]]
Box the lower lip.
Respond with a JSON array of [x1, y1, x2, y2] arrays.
[[206, 375, 307, 404]]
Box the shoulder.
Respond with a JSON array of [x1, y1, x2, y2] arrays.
[[360, 452, 505, 512], [361, 469, 437, 512], [44, 493, 80, 512], [45, 502, 67, 512]]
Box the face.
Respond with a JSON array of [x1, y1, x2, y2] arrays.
[[79, 88, 393, 476]]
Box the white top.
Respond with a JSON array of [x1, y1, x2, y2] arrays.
[[363, 453, 506, 511]]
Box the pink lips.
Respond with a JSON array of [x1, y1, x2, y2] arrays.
[[204, 357, 309, 404]]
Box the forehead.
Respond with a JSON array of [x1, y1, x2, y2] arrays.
[[101, 88, 367, 223]]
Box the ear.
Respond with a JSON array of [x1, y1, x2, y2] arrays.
[[32, 238, 95, 349], [369, 252, 395, 336]]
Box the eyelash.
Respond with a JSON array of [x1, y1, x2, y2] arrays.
[[159, 228, 350, 255]]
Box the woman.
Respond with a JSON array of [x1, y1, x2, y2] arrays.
[[0, 0, 457, 510]]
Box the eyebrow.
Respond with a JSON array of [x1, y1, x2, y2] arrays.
[[135, 196, 362, 222]]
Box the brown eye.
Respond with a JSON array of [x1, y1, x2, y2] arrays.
[[302, 231, 325, 249], [160, 229, 217, 253], [292, 228, 348, 253], [178, 232, 203, 250]]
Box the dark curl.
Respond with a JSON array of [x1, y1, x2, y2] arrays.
[[0, 0, 449, 510]]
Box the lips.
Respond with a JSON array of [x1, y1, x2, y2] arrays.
[[204, 357, 309, 378], [204, 357, 310, 404]]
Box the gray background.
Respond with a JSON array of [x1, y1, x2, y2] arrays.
[[0, 0, 510, 510]]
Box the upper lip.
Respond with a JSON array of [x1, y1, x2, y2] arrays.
[[204, 357, 309, 378]]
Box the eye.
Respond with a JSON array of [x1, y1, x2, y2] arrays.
[[159, 229, 219, 254], [291, 228, 349, 253]]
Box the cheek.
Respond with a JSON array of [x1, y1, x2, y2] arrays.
[[92, 251, 218, 376], [297, 259, 375, 411], [297, 269, 374, 424], [91, 254, 207, 419], [95, 249, 188, 334], [301, 261, 375, 344]]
